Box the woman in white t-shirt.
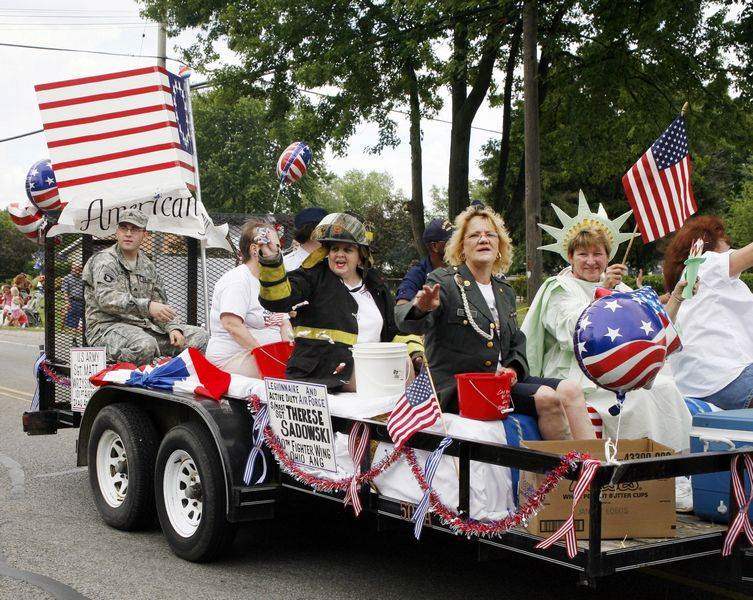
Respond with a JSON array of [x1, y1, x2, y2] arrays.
[[664, 215, 753, 410], [206, 220, 293, 377]]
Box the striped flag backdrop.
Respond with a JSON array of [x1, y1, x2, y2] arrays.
[[622, 116, 697, 243], [35, 66, 228, 247]]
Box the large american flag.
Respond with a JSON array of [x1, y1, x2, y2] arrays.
[[387, 368, 441, 450], [622, 116, 697, 243], [35, 66, 195, 202]]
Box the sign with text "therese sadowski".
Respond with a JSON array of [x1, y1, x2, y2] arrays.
[[265, 378, 338, 473]]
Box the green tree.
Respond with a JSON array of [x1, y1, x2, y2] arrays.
[[477, 0, 753, 273], [0, 211, 37, 282], [191, 88, 326, 214], [143, 0, 442, 248], [305, 170, 419, 275], [727, 162, 753, 247]]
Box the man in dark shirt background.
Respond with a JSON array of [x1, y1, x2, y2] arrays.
[[395, 218, 453, 305]]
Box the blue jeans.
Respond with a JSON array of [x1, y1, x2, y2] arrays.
[[691, 363, 753, 411]]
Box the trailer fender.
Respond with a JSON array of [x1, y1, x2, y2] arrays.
[[76, 385, 255, 518]]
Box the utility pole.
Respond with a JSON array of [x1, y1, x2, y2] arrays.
[[522, 0, 542, 303], [157, 22, 167, 69]]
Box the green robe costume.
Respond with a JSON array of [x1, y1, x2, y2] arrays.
[[521, 268, 691, 451]]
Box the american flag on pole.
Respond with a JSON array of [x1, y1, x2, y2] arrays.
[[387, 369, 441, 450], [622, 115, 697, 243], [34, 66, 228, 247]]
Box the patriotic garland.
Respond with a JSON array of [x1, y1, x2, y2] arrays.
[[403, 447, 591, 540], [40, 360, 71, 388], [248, 394, 592, 542], [249, 395, 404, 493]]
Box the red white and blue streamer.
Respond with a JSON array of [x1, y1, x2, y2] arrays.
[[343, 422, 371, 516], [412, 436, 452, 540], [534, 458, 601, 558], [243, 404, 270, 485], [722, 454, 753, 556]]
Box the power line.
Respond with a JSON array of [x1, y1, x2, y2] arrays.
[[0, 41, 187, 64], [0, 128, 44, 144]]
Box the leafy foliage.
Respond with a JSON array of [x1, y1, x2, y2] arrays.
[[0, 211, 38, 283], [191, 88, 325, 213], [306, 170, 419, 276], [727, 163, 753, 248], [477, 0, 753, 275]]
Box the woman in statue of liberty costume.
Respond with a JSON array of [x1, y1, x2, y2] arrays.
[[521, 191, 692, 452]]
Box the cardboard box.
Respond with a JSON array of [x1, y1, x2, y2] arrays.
[[518, 439, 676, 540]]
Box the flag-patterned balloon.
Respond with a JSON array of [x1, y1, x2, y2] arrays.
[[25, 159, 64, 212], [7, 201, 45, 243], [276, 142, 312, 189], [573, 287, 679, 396]]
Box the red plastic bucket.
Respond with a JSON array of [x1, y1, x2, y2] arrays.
[[455, 372, 515, 421], [252, 342, 294, 379]]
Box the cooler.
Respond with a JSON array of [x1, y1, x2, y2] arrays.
[[690, 408, 753, 524]]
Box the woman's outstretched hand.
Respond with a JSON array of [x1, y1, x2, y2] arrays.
[[413, 283, 440, 313]]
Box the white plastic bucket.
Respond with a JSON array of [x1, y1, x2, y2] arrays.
[[351, 342, 408, 399]]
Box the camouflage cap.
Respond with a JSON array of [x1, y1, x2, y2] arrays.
[[118, 208, 148, 229], [313, 212, 369, 247]]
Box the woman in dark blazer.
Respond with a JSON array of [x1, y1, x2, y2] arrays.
[[395, 205, 594, 440]]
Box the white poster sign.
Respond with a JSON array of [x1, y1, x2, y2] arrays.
[[70, 347, 106, 413], [265, 378, 337, 473]]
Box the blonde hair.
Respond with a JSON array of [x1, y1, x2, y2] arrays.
[[444, 205, 513, 273], [566, 227, 612, 258]]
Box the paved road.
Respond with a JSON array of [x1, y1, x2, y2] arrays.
[[0, 329, 752, 599]]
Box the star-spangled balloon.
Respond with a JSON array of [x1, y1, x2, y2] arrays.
[[276, 142, 312, 190], [7, 200, 45, 243], [25, 159, 63, 212], [573, 287, 681, 403]]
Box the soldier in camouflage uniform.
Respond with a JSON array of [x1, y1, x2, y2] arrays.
[[82, 208, 208, 364]]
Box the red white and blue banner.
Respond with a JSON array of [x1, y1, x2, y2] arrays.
[[90, 348, 231, 401]]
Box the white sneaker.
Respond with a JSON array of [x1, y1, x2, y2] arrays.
[[676, 476, 693, 513]]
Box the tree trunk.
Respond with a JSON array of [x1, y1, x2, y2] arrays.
[[523, 0, 543, 302], [406, 61, 426, 256], [493, 19, 522, 213], [448, 21, 503, 218], [448, 17, 469, 219]]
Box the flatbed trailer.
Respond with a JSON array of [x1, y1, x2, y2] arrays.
[[21, 226, 753, 586]]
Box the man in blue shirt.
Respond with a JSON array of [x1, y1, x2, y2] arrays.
[[396, 218, 453, 304]]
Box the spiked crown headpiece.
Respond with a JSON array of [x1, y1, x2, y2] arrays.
[[538, 190, 636, 261]]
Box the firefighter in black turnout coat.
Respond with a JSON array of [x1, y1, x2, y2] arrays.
[[258, 213, 419, 391]]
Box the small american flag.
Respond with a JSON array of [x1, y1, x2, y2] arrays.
[[622, 116, 697, 243], [35, 66, 195, 200], [387, 369, 441, 450]]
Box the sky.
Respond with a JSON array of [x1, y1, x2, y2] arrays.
[[0, 0, 506, 211]]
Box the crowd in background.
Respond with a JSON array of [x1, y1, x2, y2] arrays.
[[1, 273, 43, 328]]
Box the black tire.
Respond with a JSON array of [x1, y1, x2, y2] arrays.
[[155, 422, 236, 562], [87, 403, 158, 530]]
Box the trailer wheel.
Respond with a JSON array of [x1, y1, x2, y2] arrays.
[[155, 422, 236, 562], [87, 403, 158, 530]]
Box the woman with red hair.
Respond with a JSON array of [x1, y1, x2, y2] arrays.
[[663, 215, 753, 409]]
